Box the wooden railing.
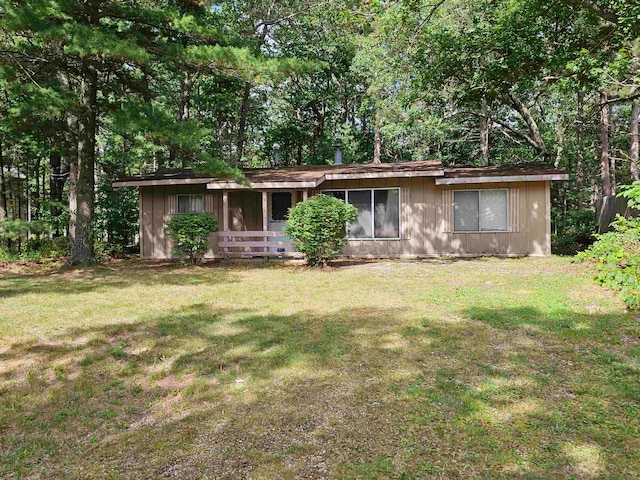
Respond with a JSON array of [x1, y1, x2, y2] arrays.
[[217, 231, 298, 256]]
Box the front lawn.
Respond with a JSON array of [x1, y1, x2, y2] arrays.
[[1, 257, 638, 478]]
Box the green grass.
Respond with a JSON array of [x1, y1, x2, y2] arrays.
[[0, 257, 638, 479]]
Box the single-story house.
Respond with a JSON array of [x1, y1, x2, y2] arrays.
[[112, 160, 568, 259]]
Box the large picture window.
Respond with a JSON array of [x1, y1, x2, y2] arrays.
[[453, 189, 508, 232], [177, 194, 204, 214], [324, 188, 400, 239]]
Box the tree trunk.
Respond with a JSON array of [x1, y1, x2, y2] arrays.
[[373, 125, 381, 164], [576, 91, 585, 208], [236, 82, 251, 165], [67, 63, 97, 265], [297, 142, 303, 166], [0, 138, 6, 220], [631, 100, 639, 182], [599, 90, 612, 197], [173, 71, 192, 168], [34, 156, 40, 221], [480, 97, 489, 165], [178, 71, 193, 168], [49, 149, 65, 236], [141, 68, 164, 169], [508, 92, 546, 158], [373, 91, 382, 163]]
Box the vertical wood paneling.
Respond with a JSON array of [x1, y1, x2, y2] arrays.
[[545, 181, 551, 255], [424, 178, 437, 255], [138, 177, 553, 259], [138, 187, 147, 258], [205, 192, 214, 213], [441, 190, 453, 233], [151, 186, 166, 258], [163, 186, 177, 257], [527, 181, 548, 255], [508, 187, 520, 233], [496, 232, 510, 254], [167, 193, 177, 215], [468, 232, 482, 254]]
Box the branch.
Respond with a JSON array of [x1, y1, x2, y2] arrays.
[[575, 0, 620, 25], [604, 91, 640, 106]]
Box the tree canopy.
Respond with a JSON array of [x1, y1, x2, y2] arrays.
[[0, 0, 638, 262]]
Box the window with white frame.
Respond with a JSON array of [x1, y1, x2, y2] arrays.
[[324, 188, 400, 239], [177, 194, 204, 214], [453, 189, 508, 232]]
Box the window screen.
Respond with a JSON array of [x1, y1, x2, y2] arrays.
[[453, 190, 508, 232], [271, 192, 292, 221], [454, 191, 480, 232], [177, 194, 204, 214], [480, 190, 508, 231], [321, 188, 401, 239], [374, 189, 400, 238], [347, 190, 373, 239]]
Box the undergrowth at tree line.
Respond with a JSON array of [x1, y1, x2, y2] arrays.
[[579, 181, 640, 308]]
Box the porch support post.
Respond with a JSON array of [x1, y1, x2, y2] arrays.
[[291, 190, 297, 209], [222, 191, 229, 253], [262, 191, 268, 253], [302, 189, 308, 201]]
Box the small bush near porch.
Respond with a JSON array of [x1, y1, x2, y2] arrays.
[[284, 194, 357, 266], [1, 257, 638, 478]]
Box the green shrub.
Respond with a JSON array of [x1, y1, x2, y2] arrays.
[[552, 210, 597, 255], [16, 237, 71, 262], [284, 194, 357, 266], [165, 212, 218, 265], [578, 182, 640, 308], [0, 245, 13, 262]]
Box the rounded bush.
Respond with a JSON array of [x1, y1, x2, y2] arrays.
[[284, 194, 357, 266], [165, 212, 218, 265]]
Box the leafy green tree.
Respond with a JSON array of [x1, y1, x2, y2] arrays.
[[0, 0, 272, 265]]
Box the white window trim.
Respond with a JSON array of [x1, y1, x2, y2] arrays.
[[176, 194, 205, 214], [453, 189, 509, 233], [321, 187, 402, 241]]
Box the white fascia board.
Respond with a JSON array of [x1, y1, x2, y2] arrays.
[[325, 170, 445, 181], [435, 173, 569, 185], [112, 178, 216, 188]]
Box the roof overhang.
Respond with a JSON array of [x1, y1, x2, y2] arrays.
[[206, 179, 324, 190], [112, 178, 216, 188], [324, 170, 444, 181], [435, 173, 569, 185], [112, 163, 568, 189]]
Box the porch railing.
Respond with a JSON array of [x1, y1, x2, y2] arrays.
[[217, 231, 299, 256]]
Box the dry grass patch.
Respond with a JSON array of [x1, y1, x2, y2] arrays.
[[0, 257, 638, 478]]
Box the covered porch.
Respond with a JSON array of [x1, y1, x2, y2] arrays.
[[215, 188, 309, 258]]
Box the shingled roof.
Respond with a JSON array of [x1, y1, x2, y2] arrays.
[[113, 160, 568, 189], [435, 163, 569, 185]]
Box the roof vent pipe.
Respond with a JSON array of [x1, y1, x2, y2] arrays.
[[273, 143, 280, 169], [334, 145, 343, 165]]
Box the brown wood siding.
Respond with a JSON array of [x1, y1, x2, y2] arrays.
[[320, 177, 552, 258], [139, 178, 552, 259], [139, 184, 218, 259]]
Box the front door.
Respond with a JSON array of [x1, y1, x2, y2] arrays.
[[268, 192, 293, 253]]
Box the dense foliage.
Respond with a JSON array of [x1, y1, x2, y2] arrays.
[[0, 1, 638, 264], [165, 212, 218, 265], [579, 182, 640, 308], [552, 210, 598, 255], [284, 195, 357, 266]]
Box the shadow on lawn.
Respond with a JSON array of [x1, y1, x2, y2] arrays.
[[1, 302, 638, 478], [0, 261, 237, 299]]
